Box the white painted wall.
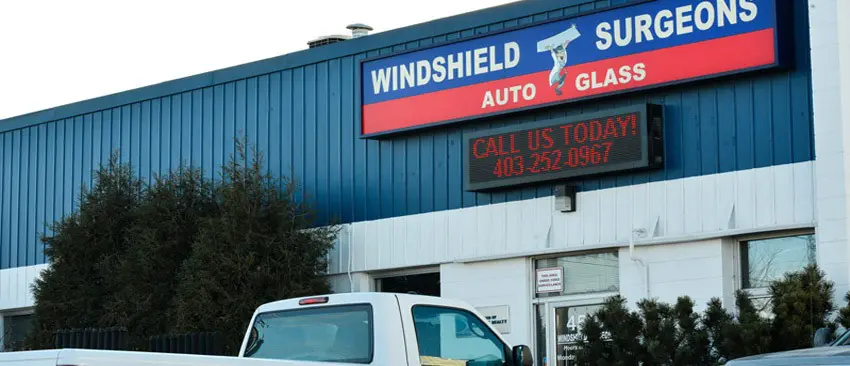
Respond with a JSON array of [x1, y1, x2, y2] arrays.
[[0, 264, 46, 311], [440, 258, 532, 347], [2, 162, 817, 312], [328, 273, 373, 294], [328, 162, 815, 275], [618, 239, 736, 313], [809, 0, 850, 301]]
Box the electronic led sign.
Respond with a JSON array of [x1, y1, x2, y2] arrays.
[[464, 104, 664, 191]]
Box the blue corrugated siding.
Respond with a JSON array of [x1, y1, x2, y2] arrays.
[[0, 0, 813, 269]]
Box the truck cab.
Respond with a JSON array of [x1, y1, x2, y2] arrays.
[[239, 292, 530, 365]]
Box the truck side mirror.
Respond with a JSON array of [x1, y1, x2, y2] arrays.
[[511, 345, 533, 366], [813, 327, 832, 347]]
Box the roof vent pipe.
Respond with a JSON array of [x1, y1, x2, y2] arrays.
[[347, 23, 373, 38]]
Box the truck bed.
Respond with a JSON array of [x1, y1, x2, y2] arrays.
[[0, 348, 352, 366]]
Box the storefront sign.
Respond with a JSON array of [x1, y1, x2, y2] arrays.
[[477, 305, 510, 334], [360, 0, 785, 136], [536, 267, 564, 293], [464, 104, 663, 191]]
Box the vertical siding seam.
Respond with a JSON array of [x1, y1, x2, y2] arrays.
[[87, 115, 93, 188], [116, 108, 121, 161], [70, 119, 77, 214], [127, 106, 132, 180], [323, 63, 330, 222], [769, 78, 775, 164], [36, 126, 43, 265], [288, 72, 294, 180], [49, 122, 57, 264], [35, 124, 42, 265], [247, 80, 251, 152], [11, 131, 16, 267], [336, 62, 343, 218], [21, 130, 28, 267], [264, 76, 271, 176], [284, 71, 292, 178], [749, 80, 755, 168], [714, 88, 721, 173], [14, 131, 21, 268], [770, 79, 777, 226], [200, 90, 204, 171], [314, 66, 319, 207], [189, 92, 194, 168], [76, 117, 83, 211], [8, 133, 14, 269], [0, 135, 4, 268], [32, 129, 39, 266]]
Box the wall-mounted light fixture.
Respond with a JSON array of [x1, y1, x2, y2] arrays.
[[553, 184, 577, 213]]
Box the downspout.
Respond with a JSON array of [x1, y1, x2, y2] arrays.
[[347, 225, 354, 292], [630, 227, 650, 298]]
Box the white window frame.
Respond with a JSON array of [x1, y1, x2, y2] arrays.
[[0, 307, 35, 352], [529, 250, 621, 366], [531, 249, 621, 300], [734, 229, 816, 318]]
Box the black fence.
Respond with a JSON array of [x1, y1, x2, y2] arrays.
[[149, 332, 224, 355], [53, 328, 223, 355], [53, 327, 129, 350]]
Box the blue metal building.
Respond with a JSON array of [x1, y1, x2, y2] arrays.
[[3, 0, 847, 361]]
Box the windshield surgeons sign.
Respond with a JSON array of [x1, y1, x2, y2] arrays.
[[464, 104, 664, 191], [360, 0, 784, 137]]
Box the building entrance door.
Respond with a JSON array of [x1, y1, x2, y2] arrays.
[[544, 300, 605, 366]]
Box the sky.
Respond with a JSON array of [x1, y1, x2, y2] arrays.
[[0, 0, 517, 120]]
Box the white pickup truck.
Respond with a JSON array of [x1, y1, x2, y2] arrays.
[[0, 292, 533, 366]]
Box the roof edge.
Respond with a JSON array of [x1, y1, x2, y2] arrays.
[[0, 0, 591, 132]]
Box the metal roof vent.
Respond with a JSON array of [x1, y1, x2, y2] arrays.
[[307, 34, 350, 49], [347, 23, 373, 38]]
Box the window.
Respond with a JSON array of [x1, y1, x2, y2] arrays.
[[376, 272, 441, 296], [534, 305, 546, 366], [741, 233, 816, 289], [2, 313, 34, 352], [412, 305, 509, 366], [535, 251, 619, 298], [243, 304, 373, 363]]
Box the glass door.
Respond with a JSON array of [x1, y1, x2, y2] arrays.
[[545, 300, 604, 366]]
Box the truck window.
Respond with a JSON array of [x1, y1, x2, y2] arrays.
[[412, 305, 509, 366], [243, 304, 373, 364]]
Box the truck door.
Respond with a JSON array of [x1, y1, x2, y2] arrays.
[[396, 296, 513, 366]]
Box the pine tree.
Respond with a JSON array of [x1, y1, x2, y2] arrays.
[[731, 290, 772, 358], [99, 166, 217, 349], [672, 296, 712, 365], [702, 297, 735, 364], [590, 296, 644, 365], [836, 291, 850, 329], [572, 313, 610, 366], [26, 152, 143, 349], [636, 298, 675, 365], [169, 140, 338, 354], [769, 264, 835, 351]]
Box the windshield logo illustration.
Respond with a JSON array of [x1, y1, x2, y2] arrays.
[[538, 24, 581, 96]]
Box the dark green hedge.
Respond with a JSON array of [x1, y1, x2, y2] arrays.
[[572, 264, 850, 365], [26, 138, 338, 355]]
